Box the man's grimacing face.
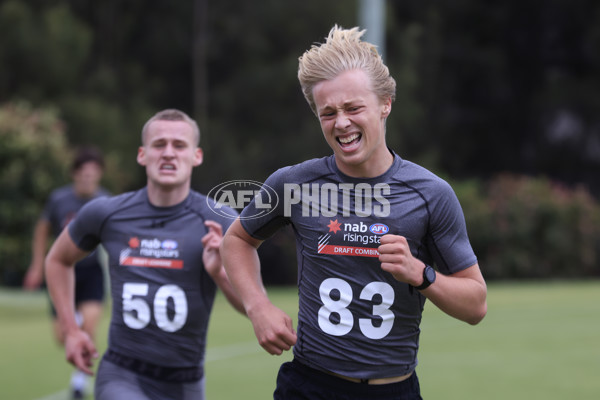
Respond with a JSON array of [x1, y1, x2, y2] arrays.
[[137, 119, 203, 189], [312, 69, 392, 177]]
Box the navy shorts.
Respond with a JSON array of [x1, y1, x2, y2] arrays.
[[73, 255, 105, 304], [49, 255, 105, 316], [274, 359, 423, 400]]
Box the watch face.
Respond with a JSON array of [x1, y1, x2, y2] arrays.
[[425, 266, 436, 283]]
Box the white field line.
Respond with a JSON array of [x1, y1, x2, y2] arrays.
[[206, 340, 263, 362], [34, 341, 263, 400], [34, 389, 69, 400]]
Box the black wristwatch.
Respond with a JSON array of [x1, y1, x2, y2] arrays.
[[413, 264, 436, 290]]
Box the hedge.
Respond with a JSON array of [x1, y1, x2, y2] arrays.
[[454, 174, 600, 280]]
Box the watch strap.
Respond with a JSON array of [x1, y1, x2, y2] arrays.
[[413, 265, 435, 290]]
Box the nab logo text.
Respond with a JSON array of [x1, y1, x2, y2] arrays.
[[207, 180, 279, 220]]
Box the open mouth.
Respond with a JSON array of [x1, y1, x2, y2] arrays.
[[160, 164, 176, 171], [337, 133, 361, 148]]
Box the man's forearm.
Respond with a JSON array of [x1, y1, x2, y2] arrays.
[[211, 266, 246, 315], [45, 259, 79, 334], [422, 264, 487, 325], [30, 220, 50, 270], [221, 234, 269, 314]]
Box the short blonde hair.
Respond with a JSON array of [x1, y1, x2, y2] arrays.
[[298, 25, 396, 115], [141, 109, 200, 145]]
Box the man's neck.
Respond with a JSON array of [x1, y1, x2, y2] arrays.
[[146, 184, 190, 207], [73, 185, 98, 199], [335, 148, 394, 178]]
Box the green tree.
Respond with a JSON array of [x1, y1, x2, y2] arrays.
[[0, 1, 92, 101], [0, 102, 71, 285]]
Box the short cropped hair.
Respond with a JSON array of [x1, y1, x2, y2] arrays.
[[141, 109, 200, 146], [298, 25, 396, 115], [71, 146, 104, 172]]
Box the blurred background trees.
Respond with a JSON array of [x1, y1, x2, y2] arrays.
[[1, 0, 600, 285], [0, 102, 70, 284]]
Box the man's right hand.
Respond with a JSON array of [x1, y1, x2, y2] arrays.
[[23, 265, 43, 290], [248, 301, 297, 355], [64, 329, 99, 375]]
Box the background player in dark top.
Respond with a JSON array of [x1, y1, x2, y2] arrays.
[[221, 26, 487, 399], [23, 146, 109, 398], [45, 109, 244, 400]]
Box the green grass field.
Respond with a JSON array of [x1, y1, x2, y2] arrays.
[[1, 281, 599, 399]]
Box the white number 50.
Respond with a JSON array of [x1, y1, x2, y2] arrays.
[[122, 283, 188, 332]]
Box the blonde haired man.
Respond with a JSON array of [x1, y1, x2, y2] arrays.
[[222, 26, 487, 399]]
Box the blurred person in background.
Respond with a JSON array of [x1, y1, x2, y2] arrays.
[[44, 109, 244, 400], [221, 25, 487, 400], [24, 146, 109, 399]]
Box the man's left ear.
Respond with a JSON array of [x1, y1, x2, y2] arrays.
[[136, 146, 146, 166], [194, 148, 204, 166], [382, 98, 392, 117]]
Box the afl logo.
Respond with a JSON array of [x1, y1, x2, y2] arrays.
[[161, 240, 178, 250], [369, 223, 389, 235], [207, 180, 279, 220]]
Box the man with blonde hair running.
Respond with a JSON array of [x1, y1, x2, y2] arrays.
[[222, 26, 487, 399]]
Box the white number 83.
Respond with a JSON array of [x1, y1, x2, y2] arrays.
[[318, 278, 395, 340]]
